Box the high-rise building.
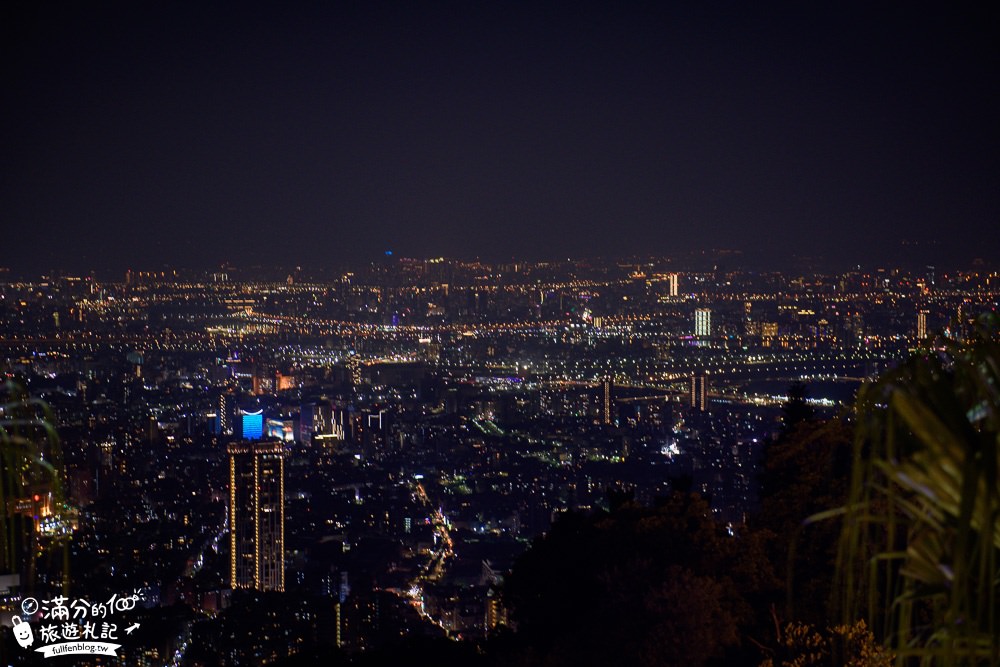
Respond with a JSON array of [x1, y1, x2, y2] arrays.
[[668, 273, 679, 297], [485, 587, 508, 636], [239, 409, 264, 440], [601, 377, 613, 425], [217, 392, 236, 436], [229, 441, 285, 592], [300, 402, 316, 443], [355, 408, 390, 459], [690, 373, 708, 411], [694, 308, 712, 338], [917, 309, 929, 340]]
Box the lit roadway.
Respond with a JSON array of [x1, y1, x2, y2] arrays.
[[412, 482, 454, 583], [400, 481, 456, 635], [439, 353, 892, 390], [167, 518, 228, 666]]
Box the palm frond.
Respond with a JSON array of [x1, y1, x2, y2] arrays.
[[838, 315, 1000, 666]]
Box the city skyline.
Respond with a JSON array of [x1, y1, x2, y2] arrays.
[[3, 2, 999, 663], [1, 248, 992, 284], [2, 249, 996, 663]]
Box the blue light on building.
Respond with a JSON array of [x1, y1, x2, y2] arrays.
[[241, 410, 264, 440]]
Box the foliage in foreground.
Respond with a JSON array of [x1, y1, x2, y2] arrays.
[[839, 318, 1000, 665], [760, 620, 894, 667], [0, 380, 68, 585], [501, 491, 778, 667]]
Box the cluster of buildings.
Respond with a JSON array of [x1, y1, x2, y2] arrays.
[[0, 255, 996, 663]]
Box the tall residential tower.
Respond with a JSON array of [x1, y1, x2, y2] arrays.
[[229, 441, 285, 592], [694, 308, 712, 338]]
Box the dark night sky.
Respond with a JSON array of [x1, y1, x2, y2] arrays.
[[2, 1, 998, 273]]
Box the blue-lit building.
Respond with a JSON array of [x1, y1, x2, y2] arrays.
[[240, 409, 264, 440]]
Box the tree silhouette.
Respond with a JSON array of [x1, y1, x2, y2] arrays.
[[781, 381, 814, 434], [501, 493, 778, 667], [756, 417, 853, 626]]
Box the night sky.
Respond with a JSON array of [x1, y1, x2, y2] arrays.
[[3, 2, 998, 273]]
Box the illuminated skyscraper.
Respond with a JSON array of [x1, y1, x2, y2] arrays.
[[229, 441, 285, 592], [239, 409, 264, 440], [917, 309, 929, 340], [601, 377, 613, 425], [690, 373, 707, 411], [217, 392, 236, 436], [668, 273, 679, 297], [694, 308, 712, 338]]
